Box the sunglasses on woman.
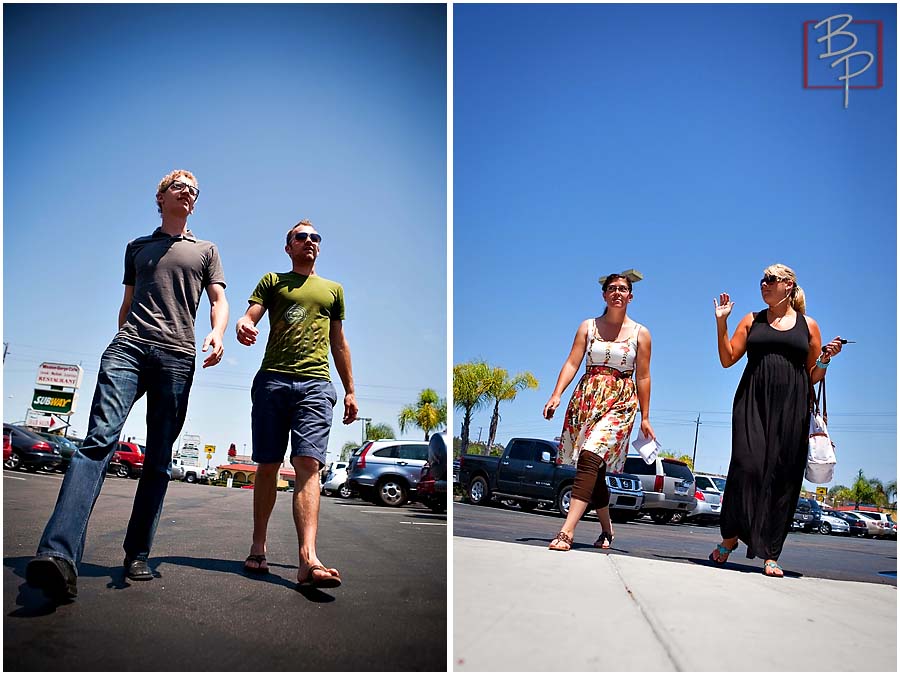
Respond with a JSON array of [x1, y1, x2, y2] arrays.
[[760, 275, 787, 286], [293, 232, 322, 244]]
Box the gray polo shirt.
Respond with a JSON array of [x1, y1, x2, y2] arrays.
[[116, 228, 226, 356]]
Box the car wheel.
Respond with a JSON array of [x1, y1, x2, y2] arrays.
[[185, 473, 197, 484], [338, 483, 353, 499], [819, 522, 832, 535], [467, 475, 491, 506], [427, 499, 446, 514], [557, 485, 573, 518], [670, 511, 685, 524], [650, 511, 673, 524], [375, 478, 407, 507], [6, 452, 21, 470], [115, 464, 129, 478]]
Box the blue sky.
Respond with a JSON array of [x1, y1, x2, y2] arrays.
[[453, 4, 896, 489], [3, 4, 447, 467]]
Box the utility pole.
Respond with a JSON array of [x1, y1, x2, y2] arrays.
[[691, 413, 702, 470], [3, 342, 7, 363], [476, 427, 483, 444]]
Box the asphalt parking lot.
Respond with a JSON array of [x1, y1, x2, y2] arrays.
[[4, 470, 447, 671]]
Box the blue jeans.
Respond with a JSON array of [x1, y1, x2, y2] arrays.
[[36, 336, 195, 571]]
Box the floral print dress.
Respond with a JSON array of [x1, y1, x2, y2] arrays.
[[558, 319, 641, 470]]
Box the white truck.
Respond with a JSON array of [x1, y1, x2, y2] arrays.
[[171, 457, 217, 484]]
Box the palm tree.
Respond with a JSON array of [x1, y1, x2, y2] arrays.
[[484, 367, 538, 453], [848, 469, 878, 509], [365, 422, 395, 441], [398, 388, 447, 441], [453, 361, 491, 455], [885, 480, 897, 508], [340, 441, 358, 462]]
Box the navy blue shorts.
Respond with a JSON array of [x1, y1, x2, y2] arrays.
[[250, 371, 337, 467]]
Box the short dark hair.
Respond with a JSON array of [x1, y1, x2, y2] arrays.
[[601, 274, 633, 292], [285, 219, 316, 246]]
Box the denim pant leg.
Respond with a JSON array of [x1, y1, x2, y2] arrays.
[[37, 338, 145, 568], [123, 347, 195, 560]]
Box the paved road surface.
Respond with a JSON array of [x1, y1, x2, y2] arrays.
[[454, 500, 897, 585], [4, 470, 447, 671]]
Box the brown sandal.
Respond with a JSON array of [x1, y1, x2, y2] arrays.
[[549, 531, 573, 551], [593, 532, 614, 549], [297, 564, 342, 588]]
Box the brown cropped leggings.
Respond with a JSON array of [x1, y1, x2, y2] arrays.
[[571, 450, 610, 509]]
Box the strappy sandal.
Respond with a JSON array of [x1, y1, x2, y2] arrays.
[[708, 541, 738, 564], [593, 532, 614, 549], [243, 554, 269, 574], [763, 560, 784, 578], [549, 531, 573, 551]]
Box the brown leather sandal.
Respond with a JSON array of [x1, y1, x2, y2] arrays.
[[549, 531, 573, 551]]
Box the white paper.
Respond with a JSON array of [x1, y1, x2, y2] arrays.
[[632, 431, 659, 464]]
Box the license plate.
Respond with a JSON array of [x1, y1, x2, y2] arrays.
[[711, 505, 720, 512], [675, 485, 689, 495]]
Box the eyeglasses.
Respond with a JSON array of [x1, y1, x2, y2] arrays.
[[168, 181, 200, 199], [293, 231, 322, 244], [605, 285, 630, 294], [760, 275, 787, 286]]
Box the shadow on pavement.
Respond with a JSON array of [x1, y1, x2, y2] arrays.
[[651, 553, 804, 578]]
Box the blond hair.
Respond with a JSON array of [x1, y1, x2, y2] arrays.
[[764, 263, 806, 314], [155, 169, 197, 215]]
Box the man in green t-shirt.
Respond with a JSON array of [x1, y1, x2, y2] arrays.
[[236, 219, 357, 588]]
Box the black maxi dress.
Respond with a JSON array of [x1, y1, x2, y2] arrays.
[[720, 310, 811, 561]]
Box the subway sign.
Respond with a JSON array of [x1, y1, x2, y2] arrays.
[[31, 389, 77, 414]]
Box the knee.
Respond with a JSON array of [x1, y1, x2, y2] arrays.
[[292, 456, 320, 478]]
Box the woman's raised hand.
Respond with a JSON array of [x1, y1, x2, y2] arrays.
[[714, 293, 734, 320]]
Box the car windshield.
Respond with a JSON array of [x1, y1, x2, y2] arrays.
[[712, 477, 726, 491]]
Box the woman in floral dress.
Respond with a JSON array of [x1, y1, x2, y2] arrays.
[[543, 273, 655, 551]]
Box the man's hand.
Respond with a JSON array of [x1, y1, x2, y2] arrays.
[[201, 331, 224, 369], [236, 316, 259, 346], [342, 393, 358, 425]]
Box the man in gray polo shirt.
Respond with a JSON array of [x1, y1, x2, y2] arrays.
[[26, 169, 229, 601]]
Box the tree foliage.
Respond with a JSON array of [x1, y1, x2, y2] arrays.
[[398, 388, 447, 441], [453, 361, 491, 455], [366, 422, 395, 441], [484, 366, 539, 453]]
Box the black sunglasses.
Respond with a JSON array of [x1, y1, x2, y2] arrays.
[[167, 180, 200, 199], [293, 232, 322, 244], [760, 275, 787, 286]]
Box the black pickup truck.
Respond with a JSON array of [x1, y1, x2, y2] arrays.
[[457, 437, 644, 521]]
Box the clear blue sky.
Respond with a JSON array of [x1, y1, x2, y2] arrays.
[[3, 4, 447, 467], [453, 4, 896, 490]]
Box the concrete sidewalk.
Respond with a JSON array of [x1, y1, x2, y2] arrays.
[[454, 536, 897, 672]]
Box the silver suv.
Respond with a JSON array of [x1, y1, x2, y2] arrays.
[[622, 455, 696, 524], [347, 439, 430, 507]]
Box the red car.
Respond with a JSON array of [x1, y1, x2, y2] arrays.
[[113, 441, 144, 478], [3, 428, 12, 465]]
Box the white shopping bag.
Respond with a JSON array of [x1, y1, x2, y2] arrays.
[[632, 431, 659, 464], [805, 411, 836, 484]]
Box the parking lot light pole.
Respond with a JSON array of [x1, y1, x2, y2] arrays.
[[358, 417, 372, 445]]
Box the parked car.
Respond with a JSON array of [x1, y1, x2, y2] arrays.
[[170, 457, 215, 483], [817, 511, 851, 535], [347, 439, 430, 507], [850, 511, 895, 539], [113, 441, 145, 478], [416, 432, 448, 513], [825, 510, 870, 537], [34, 432, 80, 472], [458, 438, 644, 521], [3, 428, 12, 465], [792, 497, 824, 533], [321, 461, 353, 498], [684, 487, 721, 524], [3, 424, 61, 472], [622, 455, 696, 524]]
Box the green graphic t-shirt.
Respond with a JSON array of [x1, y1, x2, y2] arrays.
[[249, 272, 345, 380]]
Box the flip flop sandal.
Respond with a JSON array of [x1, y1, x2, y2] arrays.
[[764, 560, 784, 577], [244, 554, 269, 574], [708, 541, 738, 564], [593, 532, 614, 549], [298, 564, 342, 588], [549, 531, 573, 551]]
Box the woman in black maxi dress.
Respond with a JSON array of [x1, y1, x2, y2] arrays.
[[711, 264, 844, 577]]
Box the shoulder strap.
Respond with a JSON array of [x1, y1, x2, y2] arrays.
[[809, 379, 827, 421]]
